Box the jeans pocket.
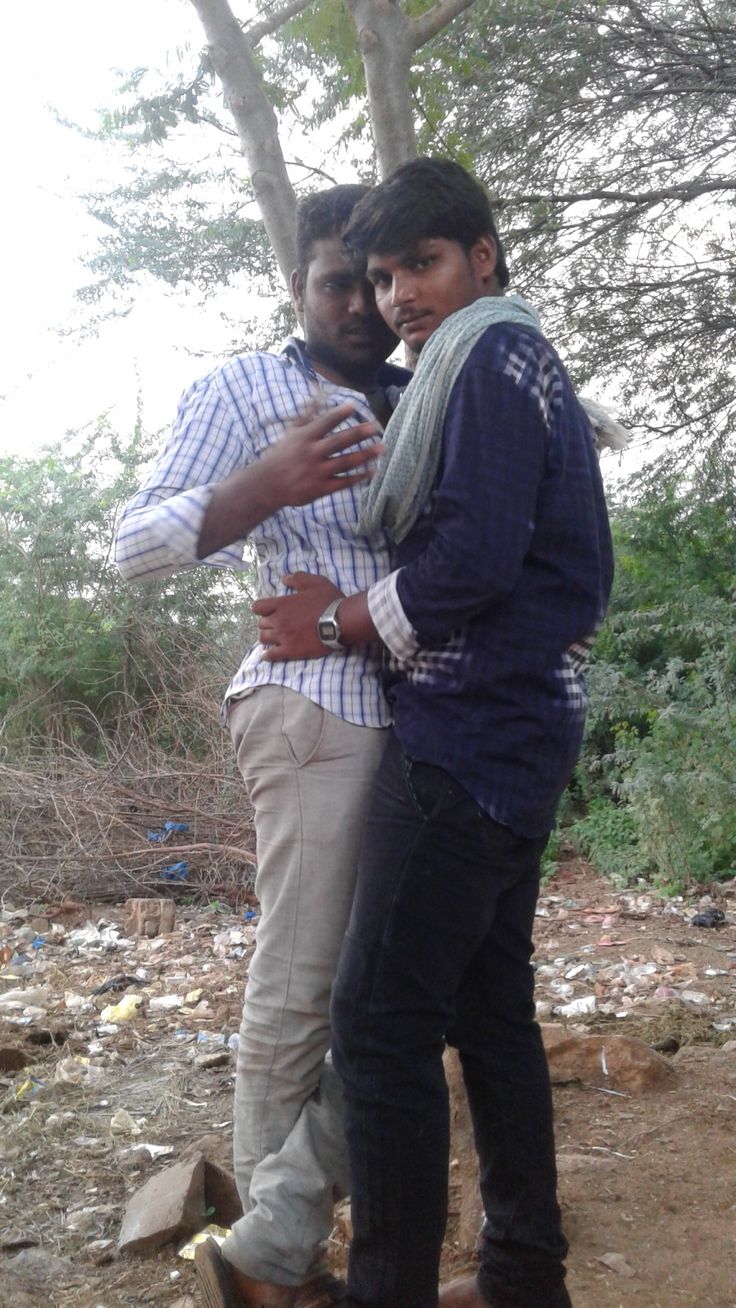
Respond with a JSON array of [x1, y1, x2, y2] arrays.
[[401, 753, 471, 821]]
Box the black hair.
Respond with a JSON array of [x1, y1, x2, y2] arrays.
[[294, 184, 372, 277], [344, 157, 509, 289]]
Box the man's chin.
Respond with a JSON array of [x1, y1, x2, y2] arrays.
[[341, 335, 394, 363], [400, 328, 431, 354]]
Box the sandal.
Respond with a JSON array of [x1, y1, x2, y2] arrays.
[[194, 1238, 243, 1308]]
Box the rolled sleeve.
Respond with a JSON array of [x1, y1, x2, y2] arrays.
[[367, 569, 419, 661], [115, 484, 248, 579], [114, 370, 251, 580]]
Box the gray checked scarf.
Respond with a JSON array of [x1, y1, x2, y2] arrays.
[[359, 294, 627, 542]]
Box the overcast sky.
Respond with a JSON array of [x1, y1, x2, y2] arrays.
[[1, 0, 246, 455], [1, 1, 632, 487]]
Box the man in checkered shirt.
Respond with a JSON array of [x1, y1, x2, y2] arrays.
[[115, 185, 411, 1308], [255, 159, 614, 1308]]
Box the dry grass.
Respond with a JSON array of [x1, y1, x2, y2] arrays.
[[0, 688, 256, 906]]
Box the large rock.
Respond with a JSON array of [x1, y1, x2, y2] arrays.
[[125, 898, 176, 937], [118, 1155, 206, 1253], [541, 1024, 676, 1094], [181, 1135, 244, 1226], [203, 1158, 243, 1227]]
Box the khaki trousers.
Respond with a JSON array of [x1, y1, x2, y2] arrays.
[[221, 687, 388, 1285]]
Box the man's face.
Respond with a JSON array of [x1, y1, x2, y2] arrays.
[[366, 236, 498, 352], [291, 236, 398, 386]]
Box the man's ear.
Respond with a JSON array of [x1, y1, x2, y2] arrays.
[[290, 268, 305, 325], [470, 236, 498, 289]]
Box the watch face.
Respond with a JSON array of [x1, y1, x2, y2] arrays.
[[318, 619, 339, 642]]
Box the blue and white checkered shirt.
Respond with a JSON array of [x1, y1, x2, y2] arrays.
[[114, 339, 409, 727]]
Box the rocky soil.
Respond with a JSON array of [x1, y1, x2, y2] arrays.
[[1, 860, 734, 1308]]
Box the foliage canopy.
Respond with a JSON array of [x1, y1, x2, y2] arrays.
[[81, 0, 736, 458], [0, 425, 255, 750]]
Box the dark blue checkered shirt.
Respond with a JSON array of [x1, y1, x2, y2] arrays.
[[367, 323, 614, 837]]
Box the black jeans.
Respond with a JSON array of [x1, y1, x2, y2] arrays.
[[331, 733, 571, 1308]]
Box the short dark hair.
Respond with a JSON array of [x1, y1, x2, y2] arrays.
[[295, 184, 371, 277], [344, 157, 509, 289]]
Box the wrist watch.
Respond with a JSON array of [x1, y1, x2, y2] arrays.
[[317, 598, 344, 651]]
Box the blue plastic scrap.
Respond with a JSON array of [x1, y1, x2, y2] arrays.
[[148, 819, 190, 843], [161, 862, 189, 882]]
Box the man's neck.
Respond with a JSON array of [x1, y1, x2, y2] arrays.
[[302, 345, 392, 420], [306, 351, 379, 394]]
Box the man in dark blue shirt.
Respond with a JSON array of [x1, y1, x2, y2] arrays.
[[255, 158, 614, 1308]]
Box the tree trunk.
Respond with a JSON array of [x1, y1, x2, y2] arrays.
[[348, 0, 417, 176], [188, 0, 479, 271], [188, 0, 300, 283], [347, 0, 478, 178]]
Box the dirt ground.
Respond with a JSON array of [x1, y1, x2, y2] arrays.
[[1, 860, 734, 1308]]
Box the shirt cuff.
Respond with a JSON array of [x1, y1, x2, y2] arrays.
[[367, 569, 419, 661]]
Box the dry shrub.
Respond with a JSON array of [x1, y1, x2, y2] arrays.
[[0, 670, 256, 907]]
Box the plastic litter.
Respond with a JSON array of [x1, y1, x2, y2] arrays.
[[15, 1076, 45, 1099], [161, 862, 189, 882], [118, 1142, 175, 1160], [147, 819, 190, 842], [100, 994, 144, 1023], [109, 1108, 141, 1136], [149, 994, 183, 1012], [678, 990, 712, 1006], [68, 925, 103, 948], [91, 974, 143, 997], [100, 924, 134, 950], [0, 986, 50, 1011], [177, 1224, 231, 1260], [690, 909, 725, 928], [64, 991, 90, 1011], [20, 1006, 48, 1021], [557, 995, 597, 1017], [53, 1057, 107, 1086]]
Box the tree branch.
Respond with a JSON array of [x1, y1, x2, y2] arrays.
[[409, 0, 476, 50], [502, 178, 736, 211], [188, 0, 298, 281], [247, 0, 312, 46]]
